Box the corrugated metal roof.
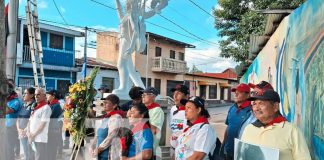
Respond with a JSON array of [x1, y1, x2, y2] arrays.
[[248, 35, 270, 60]]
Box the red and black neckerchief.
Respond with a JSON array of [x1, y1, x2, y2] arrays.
[[236, 100, 251, 113], [131, 121, 150, 133], [100, 110, 126, 119], [31, 101, 47, 115], [252, 115, 287, 128], [146, 103, 160, 110], [48, 99, 60, 106], [7, 93, 18, 101], [173, 105, 185, 115], [183, 116, 209, 133]]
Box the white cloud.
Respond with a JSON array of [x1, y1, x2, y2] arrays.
[[38, 0, 48, 9], [185, 43, 237, 73], [214, 4, 223, 11], [60, 6, 66, 13]]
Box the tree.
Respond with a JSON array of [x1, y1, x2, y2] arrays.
[[214, 0, 305, 62], [190, 65, 203, 73], [0, 0, 7, 158]]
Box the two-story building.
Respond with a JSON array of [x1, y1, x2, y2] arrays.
[[184, 68, 238, 102], [15, 19, 83, 95], [97, 31, 195, 97]]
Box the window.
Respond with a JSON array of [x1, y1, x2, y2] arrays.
[[18, 77, 34, 93], [140, 45, 147, 55], [50, 33, 63, 49], [102, 77, 114, 92], [154, 79, 161, 94], [209, 85, 217, 99], [170, 50, 175, 59], [179, 52, 185, 61], [141, 77, 151, 87], [166, 80, 183, 97], [57, 80, 71, 97], [155, 47, 161, 57], [200, 85, 206, 99]]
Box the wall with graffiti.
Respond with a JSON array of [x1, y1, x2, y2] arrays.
[[240, 0, 324, 159]]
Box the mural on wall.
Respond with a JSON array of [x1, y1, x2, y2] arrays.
[[240, 0, 324, 159]]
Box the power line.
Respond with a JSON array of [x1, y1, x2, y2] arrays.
[[156, 12, 218, 46], [186, 0, 216, 18], [146, 21, 201, 43], [89, 0, 116, 10], [167, 5, 214, 34], [52, 0, 69, 26], [88, 0, 219, 47], [187, 50, 221, 60]]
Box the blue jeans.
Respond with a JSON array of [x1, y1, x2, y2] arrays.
[[21, 137, 34, 160]]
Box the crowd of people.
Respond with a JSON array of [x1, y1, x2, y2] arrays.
[[4, 79, 312, 160]]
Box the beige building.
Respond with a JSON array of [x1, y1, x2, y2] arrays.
[[184, 69, 238, 101], [97, 31, 195, 97], [96, 32, 238, 100]]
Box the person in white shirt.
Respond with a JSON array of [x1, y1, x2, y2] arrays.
[[27, 88, 52, 160], [175, 96, 217, 160], [169, 85, 189, 152]]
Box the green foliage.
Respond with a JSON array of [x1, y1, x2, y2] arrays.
[[214, 0, 306, 62]]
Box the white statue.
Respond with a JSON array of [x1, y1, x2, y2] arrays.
[[113, 0, 168, 95]]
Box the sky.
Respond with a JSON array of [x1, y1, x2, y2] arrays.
[[13, 0, 238, 73]]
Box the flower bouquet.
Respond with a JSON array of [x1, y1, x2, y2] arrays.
[[63, 67, 99, 159]]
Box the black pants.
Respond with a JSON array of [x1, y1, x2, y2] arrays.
[[225, 154, 233, 160]]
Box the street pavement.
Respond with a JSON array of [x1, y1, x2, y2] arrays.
[[207, 105, 232, 142]]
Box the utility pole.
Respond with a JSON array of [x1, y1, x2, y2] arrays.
[[6, 0, 18, 81], [83, 27, 88, 79], [0, 0, 8, 158], [145, 33, 149, 88]]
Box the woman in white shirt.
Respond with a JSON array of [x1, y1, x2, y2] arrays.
[[175, 96, 217, 160]]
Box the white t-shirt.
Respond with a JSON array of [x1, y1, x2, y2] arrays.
[[175, 123, 217, 160], [29, 104, 52, 143], [169, 105, 188, 148]]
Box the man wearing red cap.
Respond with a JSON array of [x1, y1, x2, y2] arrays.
[[237, 81, 274, 138], [222, 83, 251, 160]]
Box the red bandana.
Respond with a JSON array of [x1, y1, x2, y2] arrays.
[[103, 110, 126, 118], [120, 137, 127, 151], [265, 115, 287, 127], [32, 101, 47, 115], [49, 99, 60, 106], [236, 100, 251, 113], [183, 116, 209, 132], [131, 121, 150, 133], [178, 105, 185, 111], [7, 93, 18, 101], [146, 103, 160, 110]]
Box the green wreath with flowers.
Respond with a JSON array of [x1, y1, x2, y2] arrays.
[[63, 67, 99, 159]]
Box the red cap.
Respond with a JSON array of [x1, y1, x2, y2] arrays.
[[231, 83, 250, 93]]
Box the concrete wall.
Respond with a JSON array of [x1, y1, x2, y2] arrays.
[[184, 74, 231, 100], [96, 32, 187, 97], [76, 67, 120, 97], [240, 0, 324, 159]]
